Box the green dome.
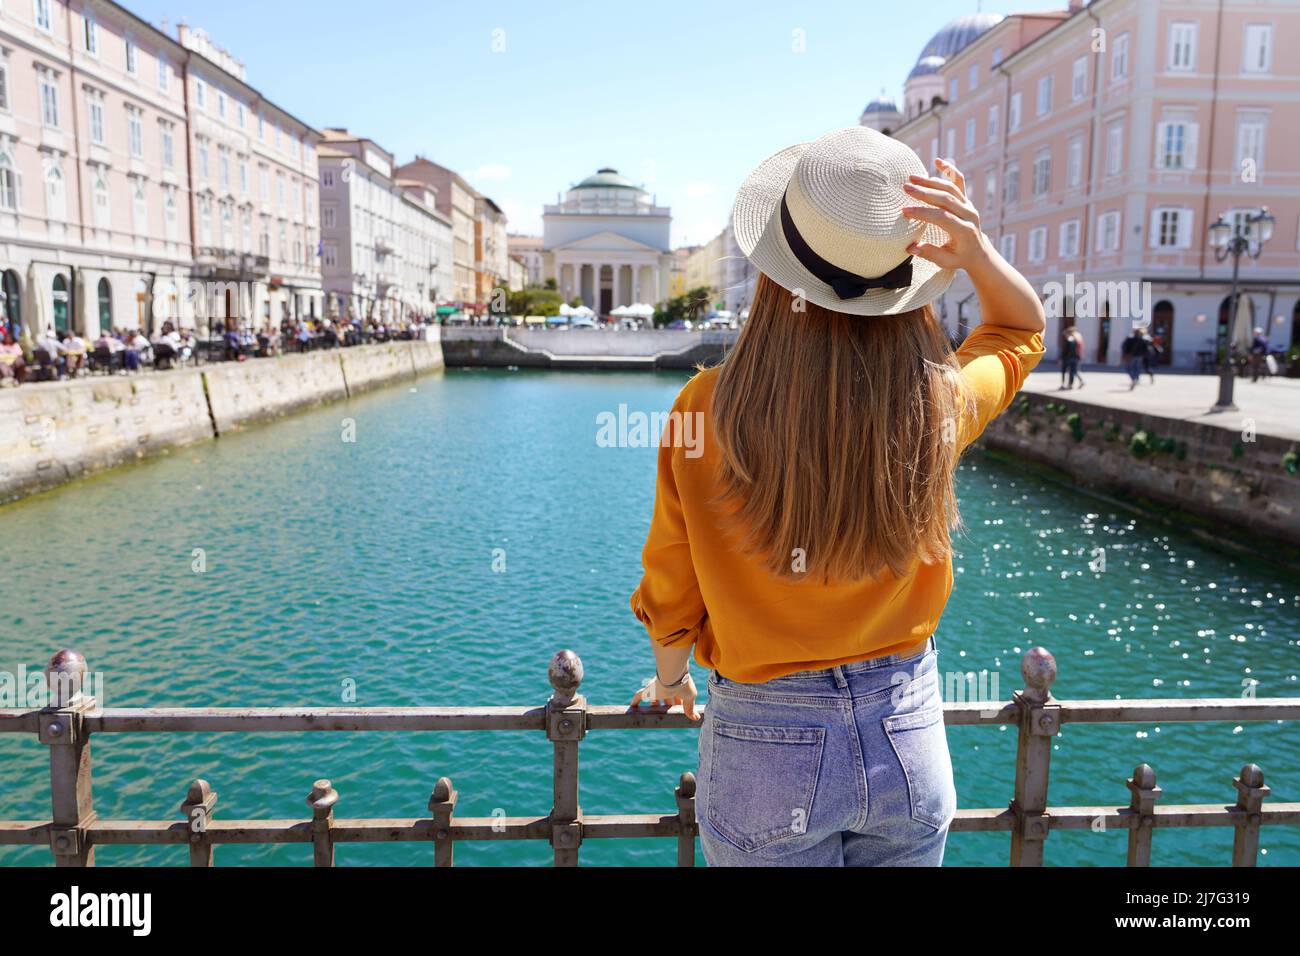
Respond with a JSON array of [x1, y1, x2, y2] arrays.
[[574, 168, 641, 190]]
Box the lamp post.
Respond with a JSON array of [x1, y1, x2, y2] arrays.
[[1208, 206, 1274, 410]]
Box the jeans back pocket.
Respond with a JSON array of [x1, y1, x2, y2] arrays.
[[882, 706, 956, 831], [705, 717, 826, 853]]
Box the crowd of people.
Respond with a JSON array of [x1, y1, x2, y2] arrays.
[[1056, 324, 1166, 391], [0, 312, 437, 387]]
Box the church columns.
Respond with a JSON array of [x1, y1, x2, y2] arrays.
[[613, 264, 623, 311]]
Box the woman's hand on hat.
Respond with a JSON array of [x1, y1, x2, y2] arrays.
[[901, 158, 992, 274]]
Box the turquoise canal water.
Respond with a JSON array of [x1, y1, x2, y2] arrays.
[[1, 368, 1297, 866]]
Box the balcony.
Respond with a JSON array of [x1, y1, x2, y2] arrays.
[[195, 248, 271, 278]]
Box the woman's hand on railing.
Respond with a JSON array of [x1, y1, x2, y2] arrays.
[[631, 672, 701, 721]]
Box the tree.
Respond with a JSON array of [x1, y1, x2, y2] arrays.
[[506, 285, 565, 317]]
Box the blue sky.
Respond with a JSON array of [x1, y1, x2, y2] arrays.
[[128, 0, 1066, 246]]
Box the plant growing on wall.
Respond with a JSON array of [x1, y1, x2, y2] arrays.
[[1067, 412, 1085, 442], [1129, 430, 1152, 459], [1284, 450, 1298, 475]]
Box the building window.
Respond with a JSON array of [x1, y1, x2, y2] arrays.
[[259, 166, 269, 201], [999, 232, 1016, 264], [965, 117, 976, 151], [1008, 92, 1022, 132], [944, 128, 955, 159], [1059, 219, 1080, 258], [239, 159, 249, 195], [34, 0, 52, 32], [197, 139, 209, 180], [1028, 226, 1047, 263], [237, 103, 245, 127], [1155, 120, 1196, 170], [128, 110, 143, 158], [164, 188, 177, 241], [132, 180, 147, 234], [1036, 75, 1053, 117], [158, 59, 169, 92], [84, 14, 98, 54], [948, 78, 958, 103], [1105, 123, 1124, 176], [1169, 22, 1197, 72], [1072, 56, 1087, 101], [1097, 211, 1121, 252], [39, 75, 59, 127], [195, 77, 206, 109], [323, 242, 337, 269], [987, 103, 999, 142], [1032, 149, 1051, 196], [217, 90, 226, 119], [1112, 33, 1129, 81], [45, 163, 65, 220], [0, 152, 17, 210], [87, 97, 104, 143], [125, 40, 137, 75], [322, 169, 335, 188], [1004, 162, 1020, 203], [1243, 24, 1272, 74], [0, 60, 9, 112], [92, 173, 110, 229], [1067, 135, 1084, 187], [198, 196, 212, 246], [1151, 207, 1191, 249], [219, 151, 230, 189], [1236, 118, 1265, 173], [161, 123, 174, 168], [322, 205, 335, 228], [984, 169, 996, 209]]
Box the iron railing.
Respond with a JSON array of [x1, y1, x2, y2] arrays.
[[0, 646, 1297, 866]]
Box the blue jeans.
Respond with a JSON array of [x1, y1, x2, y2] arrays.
[[697, 638, 955, 866]]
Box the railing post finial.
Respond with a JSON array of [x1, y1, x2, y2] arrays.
[[1231, 764, 1269, 867], [1019, 647, 1057, 705], [45, 649, 89, 708], [307, 779, 339, 868], [1126, 763, 1161, 867], [548, 649, 584, 708]]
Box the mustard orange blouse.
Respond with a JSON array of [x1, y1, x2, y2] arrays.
[[630, 323, 1046, 682]]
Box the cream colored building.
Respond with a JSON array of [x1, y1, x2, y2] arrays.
[[0, 0, 193, 341], [507, 233, 543, 286], [395, 157, 479, 309], [317, 129, 451, 323]]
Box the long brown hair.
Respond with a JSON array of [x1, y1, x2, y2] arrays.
[[711, 273, 968, 582]]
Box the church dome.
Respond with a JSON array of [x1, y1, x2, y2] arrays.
[[574, 168, 642, 191], [862, 93, 900, 115], [907, 12, 1004, 79]]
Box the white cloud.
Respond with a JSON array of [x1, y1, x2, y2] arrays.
[[473, 163, 512, 182]]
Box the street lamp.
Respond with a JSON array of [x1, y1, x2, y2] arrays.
[[1208, 206, 1274, 410]]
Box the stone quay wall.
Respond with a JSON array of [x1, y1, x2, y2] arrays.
[[440, 327, 737, 370], [0, 335, 444, 502], [980, 390, 1300, 560]]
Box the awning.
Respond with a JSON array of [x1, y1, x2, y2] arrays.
[[524, 315, 547, 325], [436, 306, 457, 315]]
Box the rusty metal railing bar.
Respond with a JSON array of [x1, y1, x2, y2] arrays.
[[3, 697, 1297, 734]]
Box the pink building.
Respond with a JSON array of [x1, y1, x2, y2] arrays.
[[0, 0, 192, 340], [862, 0, 1300, 369]]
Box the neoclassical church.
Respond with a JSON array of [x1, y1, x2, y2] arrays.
[[543, 169, 673, 313]]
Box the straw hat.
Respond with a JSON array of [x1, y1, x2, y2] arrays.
[[732, 126, 955, 316]]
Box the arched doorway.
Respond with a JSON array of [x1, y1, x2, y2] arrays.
[[97, 277, 112, 335], [1151, 300, 1174, 366], [1097, 298, 1112, 363], [134, 278, 149, 331], [0, 269, 21, 341], [52, 274, 70, 333], [1219, 294, 1254, 352]]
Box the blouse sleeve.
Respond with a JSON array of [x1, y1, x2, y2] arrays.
[[629, 388, 707, 648], [954, 324, 1046, 448]]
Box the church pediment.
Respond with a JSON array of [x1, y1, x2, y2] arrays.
[[549, 231, 663, 253]]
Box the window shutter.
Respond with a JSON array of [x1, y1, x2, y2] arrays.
[[1178, 208, 1193, 249], [1183, 123, 1199, 170], [1149, 209, 1162, 248]]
